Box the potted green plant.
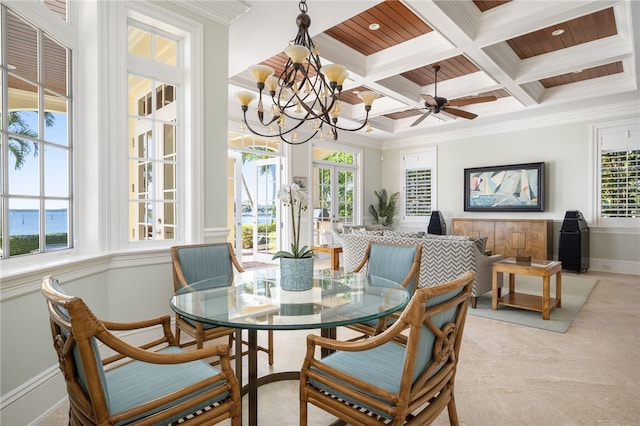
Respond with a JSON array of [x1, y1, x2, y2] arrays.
[[369, 188, 400, 227]]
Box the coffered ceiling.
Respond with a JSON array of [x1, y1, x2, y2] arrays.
[[227, 0, 639, 145]]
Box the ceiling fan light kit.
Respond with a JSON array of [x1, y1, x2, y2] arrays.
[[411, 64, 497, 127], [236, 0, 379, 145]]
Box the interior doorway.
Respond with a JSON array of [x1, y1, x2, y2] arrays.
[[311, 144, 361, 246], [228, 141, 283, 264], [250, 158, 280, 261]]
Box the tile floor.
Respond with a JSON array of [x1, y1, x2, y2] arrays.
[[37, 267, 639, 426]]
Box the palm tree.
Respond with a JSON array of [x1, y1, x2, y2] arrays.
[[6, 111, 55, 170], [241, 147, 276, 211]]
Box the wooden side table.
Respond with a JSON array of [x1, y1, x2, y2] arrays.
[[311, 245, 342, 270], [492, 258, 562, 320]]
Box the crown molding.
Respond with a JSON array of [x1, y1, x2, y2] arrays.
[[384, 98, 640, 149], [169, 0, 250, 26]]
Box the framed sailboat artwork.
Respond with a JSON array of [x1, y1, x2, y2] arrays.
[[464, 162, 545, 212]]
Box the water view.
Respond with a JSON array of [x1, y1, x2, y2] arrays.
[[8, 209, 68, 235], [241, 214, 276, 225]]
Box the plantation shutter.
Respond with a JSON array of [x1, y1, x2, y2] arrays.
[[599, 124, 640, 219], [403, 150, 434, 221]]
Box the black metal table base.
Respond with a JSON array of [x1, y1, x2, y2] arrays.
[[234, 327, 336, 425]]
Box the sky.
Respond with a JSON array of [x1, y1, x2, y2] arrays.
[[7, 111, 69, 210]]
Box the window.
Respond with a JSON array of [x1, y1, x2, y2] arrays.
[[43, 0, 68, 22], [1, 4, 73, 259], [402, 148, 437, 222], [595, 120, 640, 228], [127, 21, 180, 242]]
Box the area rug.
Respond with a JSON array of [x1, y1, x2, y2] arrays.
[[242, 261, 277, 270], [468, 274, 598, 333]]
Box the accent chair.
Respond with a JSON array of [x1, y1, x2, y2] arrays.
[[41, 275, 241, 425], [346, 241, 422, 339], [171, 242, 274, 365], [300, 271, 474, 426]]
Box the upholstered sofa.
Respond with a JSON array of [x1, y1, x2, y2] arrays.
[[338, 230, 504, 308]]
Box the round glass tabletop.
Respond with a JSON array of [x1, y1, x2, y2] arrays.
[[170, 268, 410, 330]]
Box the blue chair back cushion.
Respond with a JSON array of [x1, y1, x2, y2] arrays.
[[51, 279, 110, 404], [413, 287, 464, 381], [366, 244, 417, 294], [177, 245, 233, 285]]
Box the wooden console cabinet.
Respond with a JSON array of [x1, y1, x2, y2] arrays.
[[452, 218, 553, 260]]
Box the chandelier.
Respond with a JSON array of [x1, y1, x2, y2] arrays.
[[235, 0, 379, 145]]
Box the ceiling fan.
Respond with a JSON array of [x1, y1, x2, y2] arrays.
[[411, 64, 497, 127]]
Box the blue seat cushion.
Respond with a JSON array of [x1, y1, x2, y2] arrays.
[[106, 346, 229, 425], [311, 341, 406, 420]]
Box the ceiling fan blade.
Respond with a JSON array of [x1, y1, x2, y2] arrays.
[[447, 95, 497, 107], [411, 110, 432, 127], [442, 107, 477, 120], [420, 94, 437, 106]]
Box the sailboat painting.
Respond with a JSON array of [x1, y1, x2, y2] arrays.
[[464, 162, 545, 212]]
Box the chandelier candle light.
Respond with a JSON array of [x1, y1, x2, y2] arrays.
[[236, 0, 379, 145]]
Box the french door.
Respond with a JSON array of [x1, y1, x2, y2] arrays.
[[312, 164, 357, 246], [251, 158, 280, 261]]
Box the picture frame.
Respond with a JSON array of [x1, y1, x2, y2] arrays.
[[293, 176, 307, 189], [464, 162, 545, 212]]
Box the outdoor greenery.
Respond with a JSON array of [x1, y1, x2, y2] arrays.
[[7, 111, 54, 170], [316, 152, 355, 218], [238, 150, 356, 257], [241, 148, 274, 213], [7, 233, 68, 256], [240, 223, 276, 249]]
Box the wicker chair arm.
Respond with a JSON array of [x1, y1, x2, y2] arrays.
[[102, 315, 171, 331], [99, 327, 232, 366], [307, 318, 408, 354], [100, 315, 177, 357]]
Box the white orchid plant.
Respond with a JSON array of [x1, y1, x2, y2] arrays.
[[272, 183, 314, 259]]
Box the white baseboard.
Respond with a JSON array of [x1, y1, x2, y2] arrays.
[[31, 395, 68, 426], [0, 365, 66, 426], [588, 257, 640, 276]]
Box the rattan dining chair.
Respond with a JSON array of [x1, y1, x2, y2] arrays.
[[345, 242, 422, 339], [171, 242, 274, 364], [300, 271, 474, 426], [41, 275, 241, 425]]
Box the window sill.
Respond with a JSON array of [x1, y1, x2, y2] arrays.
[[0, 248, 171, 296]]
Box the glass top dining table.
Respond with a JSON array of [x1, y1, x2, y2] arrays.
[[170, 267, 410, 425], [171, 268, 410, 331]]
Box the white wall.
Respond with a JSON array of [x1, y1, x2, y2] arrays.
[[381, 122, 588, 220], [0, 254, 173, 425], [380, 117, 640, 271]]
